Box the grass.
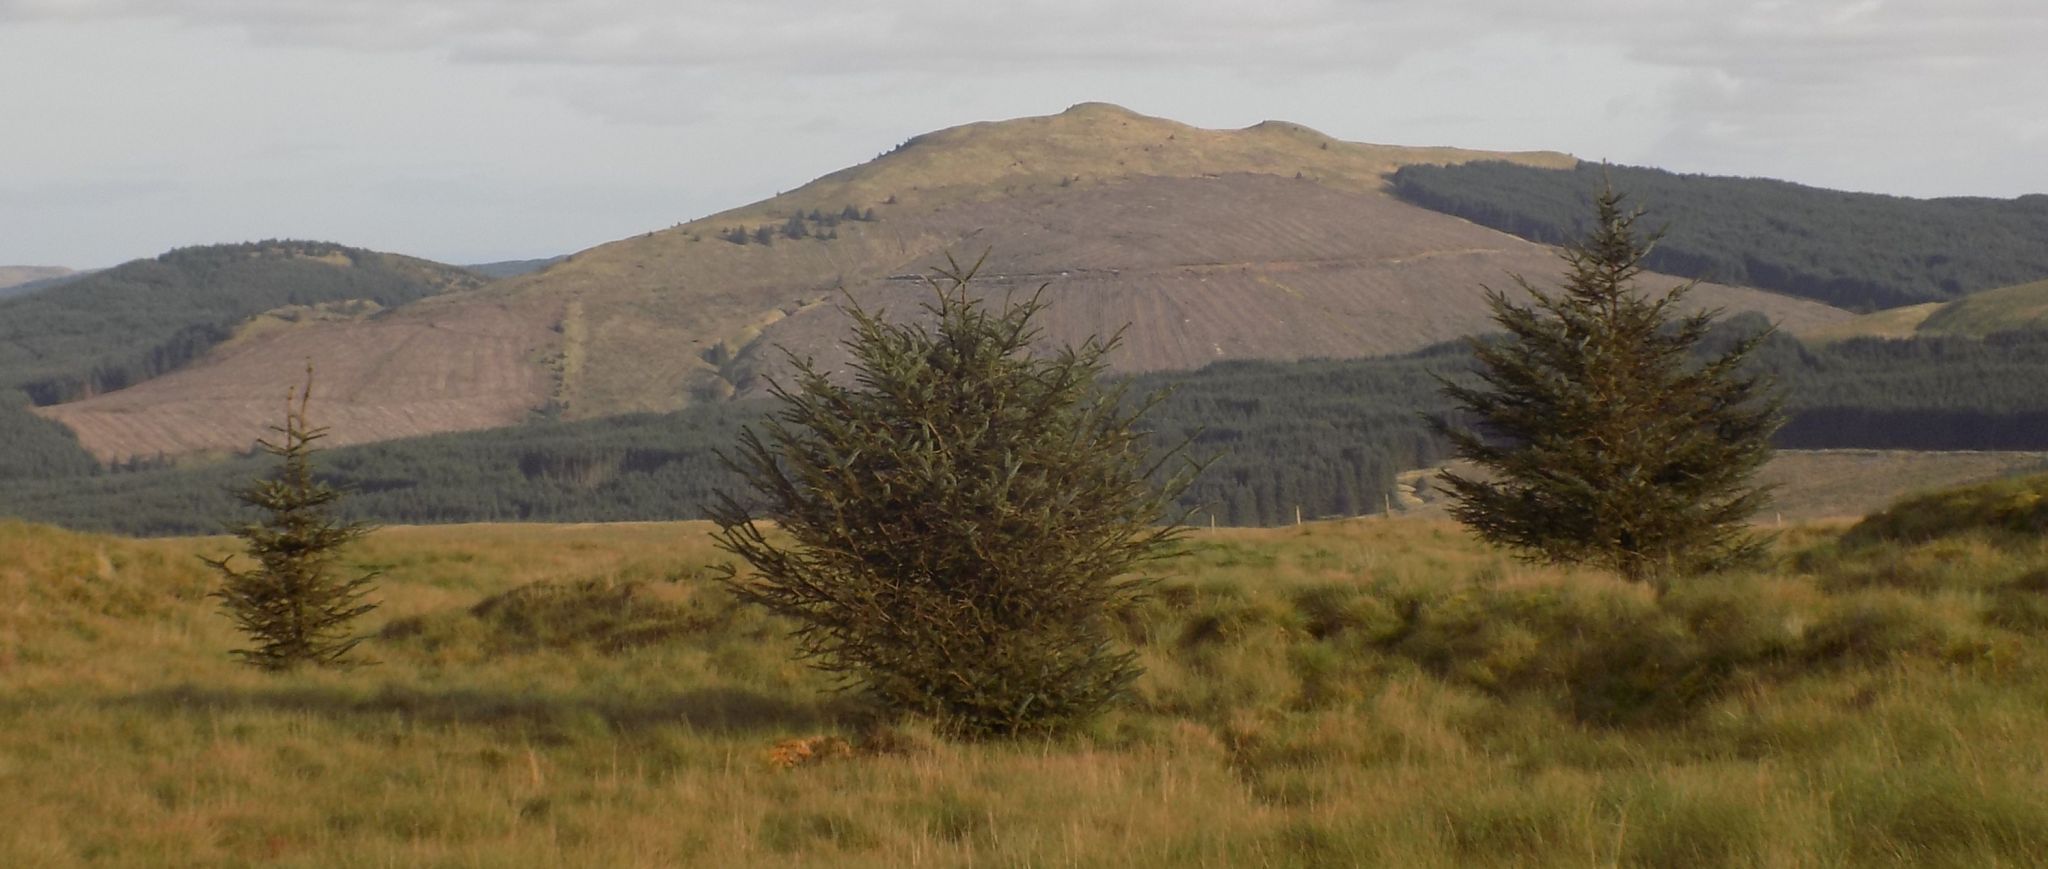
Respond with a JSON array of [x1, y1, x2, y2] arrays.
[[1797, 278, 2048, 343], [7, 515, 2048, 866]]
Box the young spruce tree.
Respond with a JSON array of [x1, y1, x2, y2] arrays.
[[205, 368, 379, 670], [711, 255, 1196, 738], [1434, 187, 1782, 586]]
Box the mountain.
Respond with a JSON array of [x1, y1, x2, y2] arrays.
[[22, 104, 1850, 465], [0, 266, 77, 298], [1798, 278, 2048, 343], [1390, 161, 2048, 310]]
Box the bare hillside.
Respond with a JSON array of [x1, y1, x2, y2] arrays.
[[485, 102, 1596, 419], [732, 174, 1848, 390], [33, 104, 1850, 461], [37, 302, 554, 463]]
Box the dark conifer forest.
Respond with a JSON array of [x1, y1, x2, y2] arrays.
[[1390, 161, 2048, 311], [11, 318, 2048, 535]]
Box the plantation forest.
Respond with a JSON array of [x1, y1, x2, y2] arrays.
[[10, 319, 2048, 535], [1392, 161, 2048, 311]]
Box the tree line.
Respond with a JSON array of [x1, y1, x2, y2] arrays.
[[1390, 161, 2048, 311], [13, 322, 2048, 535]]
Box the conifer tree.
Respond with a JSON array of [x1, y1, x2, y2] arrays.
[[711, 255, 1196, 737], [205, 368, 379, 669], [1434, 187, 1782, 586]]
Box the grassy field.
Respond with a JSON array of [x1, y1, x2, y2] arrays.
[[6, 511, 2048, 866]]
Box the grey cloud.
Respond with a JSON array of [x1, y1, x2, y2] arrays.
[[1, 0, 1428, 72], [0, 176, 176, 205], [17, 0, 2041, 111]]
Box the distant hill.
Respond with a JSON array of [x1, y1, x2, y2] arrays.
[[1798, 278, 2048, 343], [1391, 161, 2048, 311], [0, 240, 483, 405], [0, 266, 77, 298], [463, 256, 567, 279], [27, 103, 1852, 463], [0, 241, 492, 467]]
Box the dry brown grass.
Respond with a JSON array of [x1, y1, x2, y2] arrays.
[[10, 516, 2048, 865]]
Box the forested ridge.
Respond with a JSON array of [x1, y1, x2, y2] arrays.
[[1390, 161, 2048, 311], [13, 319, 2048, 535], [0, 240, 483, 406]]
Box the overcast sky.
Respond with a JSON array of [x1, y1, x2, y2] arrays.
[[4, 0, 2044, 268]]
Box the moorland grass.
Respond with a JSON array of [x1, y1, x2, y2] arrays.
[[5, 516, 2048, 866]]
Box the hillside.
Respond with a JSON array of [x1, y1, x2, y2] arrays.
[[34, 300, 556, 463], [1391, 161, 2048, 310], [27, 104, 1850, 462], [0, 241, 484, 406], [463, 256, 566, 278], [0, 265, 73, 297], [1801, 278, 2048, 343], [0, 241, 491, 465], [720, 174, 1842, 396]]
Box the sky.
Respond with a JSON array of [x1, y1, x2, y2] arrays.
[[3, 0, 2044, 268]]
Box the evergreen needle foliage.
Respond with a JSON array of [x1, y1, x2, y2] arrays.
[[205, 369, 379, 670], [1434, 186, 1783, 585], [711, 255, 1197, 738]]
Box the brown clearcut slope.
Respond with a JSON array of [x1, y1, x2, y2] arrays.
[[729, 173, 1847, 389], [490, 102, 1596, 419], [33, 103, 1852, 461], [36, 301, 555, 463]]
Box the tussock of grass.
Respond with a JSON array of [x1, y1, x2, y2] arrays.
[[1849, 472, 2048, 546], [9, 516, 2048, 865], [381, 577, 732, 658]]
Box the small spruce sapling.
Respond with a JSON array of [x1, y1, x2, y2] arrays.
[[205, 367, 379, 670]]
